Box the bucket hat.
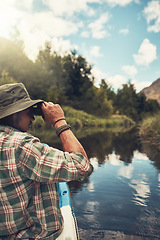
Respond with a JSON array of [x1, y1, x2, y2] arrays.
[[0, 83, 43, 119]]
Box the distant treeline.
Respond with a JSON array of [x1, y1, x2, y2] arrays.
[[0, 37, 159, 122]]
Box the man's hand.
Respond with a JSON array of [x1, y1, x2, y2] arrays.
[[41, 102, 88, 159], [41, 102, 65, 125]]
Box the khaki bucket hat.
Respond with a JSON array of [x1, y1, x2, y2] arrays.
[[0, 83, 43, 119]]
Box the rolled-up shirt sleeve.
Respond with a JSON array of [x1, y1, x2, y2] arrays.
[[16, 135, 93, 182]]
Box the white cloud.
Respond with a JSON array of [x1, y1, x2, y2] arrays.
[[52, 37, 78, 53], [122, 65, 137, 78], [20, 12, 82, 38], [107, 74, 128, 90], [0, 1, 84, 60], [143, 0, 160, 33], [119, 28, 129, 35], [133, 39, 157, 67], [103, 0, 140, 7], [91, 67, 108, 87], [16, 11, 82, 60], [0, 4, 22, 38], [14, 0, 33, 11], [0, 0, 33, 10], [43, 0, 98, 17], [90, 46, 103, 57], [133, 80, 152, 93], [81, 31, 90, 38], [88, 13, 111, 39], [91, 66, 127, 90], [26, 37, 78, 61]]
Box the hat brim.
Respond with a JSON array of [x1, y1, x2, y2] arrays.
[[0, 99, 43, 119]]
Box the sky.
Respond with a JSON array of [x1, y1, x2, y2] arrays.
[[0, 0, 160, 92]]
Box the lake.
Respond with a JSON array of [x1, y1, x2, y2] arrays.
[[67, 128, 160, 240]]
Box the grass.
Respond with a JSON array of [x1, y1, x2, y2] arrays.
[[139, 111, 160, 149], [62, 106, 135, 130], [32, 106, 135, 130], [30, 106, 135, 145]]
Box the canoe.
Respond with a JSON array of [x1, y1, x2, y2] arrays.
[[42, 144, 79, 239], [56, 182, 79, 240]]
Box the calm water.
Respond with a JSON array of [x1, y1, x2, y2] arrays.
[[33, 126, 160, 239], [68, 128, 160, 239]]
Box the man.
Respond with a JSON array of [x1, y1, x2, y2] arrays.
[[0, 83, 93, 239]]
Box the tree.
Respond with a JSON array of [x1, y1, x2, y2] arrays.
[[83, 85, 113, 117], [46, 85, 68, 105], [114, 83, 139, 121], [114, 82, 160, 121], [62, 51, 93, 105], [0, 70, 16, 85], [99, 79, 116, 107], [0, 37, 43, 99], [36, 42, 66, 88]]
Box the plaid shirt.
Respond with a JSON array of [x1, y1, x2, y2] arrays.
[[0, 125, 93, 239]]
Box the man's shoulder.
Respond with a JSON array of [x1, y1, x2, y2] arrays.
[[0, 125, 39, 144]]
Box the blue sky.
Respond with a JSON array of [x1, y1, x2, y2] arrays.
[[0, 0, 160, 92]]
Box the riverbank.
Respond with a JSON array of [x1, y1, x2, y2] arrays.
[[30, 106, 135, 144], [32, 105, 135, 130], [139, 112, 160, 150]]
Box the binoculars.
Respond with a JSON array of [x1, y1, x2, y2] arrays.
[[32, 104, 44, 117]]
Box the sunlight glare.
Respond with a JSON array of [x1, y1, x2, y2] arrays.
[[0, 5, 20, 38]]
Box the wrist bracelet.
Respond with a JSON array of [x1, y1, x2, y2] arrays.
[[56, 124, 71, 137], [53, 118, 66, 126]]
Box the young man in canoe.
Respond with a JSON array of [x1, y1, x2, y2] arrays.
[[0, 83, 93, 239]]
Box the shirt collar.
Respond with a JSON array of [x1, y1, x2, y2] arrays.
[[0, 125, 17, 134]]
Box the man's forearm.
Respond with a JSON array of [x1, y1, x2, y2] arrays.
[[54, 120, 88, 159], [42, 102, 88, 159]]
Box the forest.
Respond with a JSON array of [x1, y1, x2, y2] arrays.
[[0, 37, 159, 122]]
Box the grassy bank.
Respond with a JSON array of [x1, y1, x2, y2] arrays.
[[139, 112, 160, 149], [30, 106, 135, 144], [32, 106, 135, 130]]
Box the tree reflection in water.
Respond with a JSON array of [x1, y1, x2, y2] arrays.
[[32, 126, 160, 238], [68, 127, 141, 193], [141, 141, 160, 171], [79, 127, 141, 165], [68, 127, 160, 239]]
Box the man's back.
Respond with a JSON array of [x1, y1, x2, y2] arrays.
[[0, 125, 63, 239]]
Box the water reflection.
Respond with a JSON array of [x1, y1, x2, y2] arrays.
[[118, 163, 134, 179], [130, 177, 150, 207], [141, 141, 160, 171], [69, 128, 160, 239], [33, 126, 160, 238], [78, 127, 141, 165]]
